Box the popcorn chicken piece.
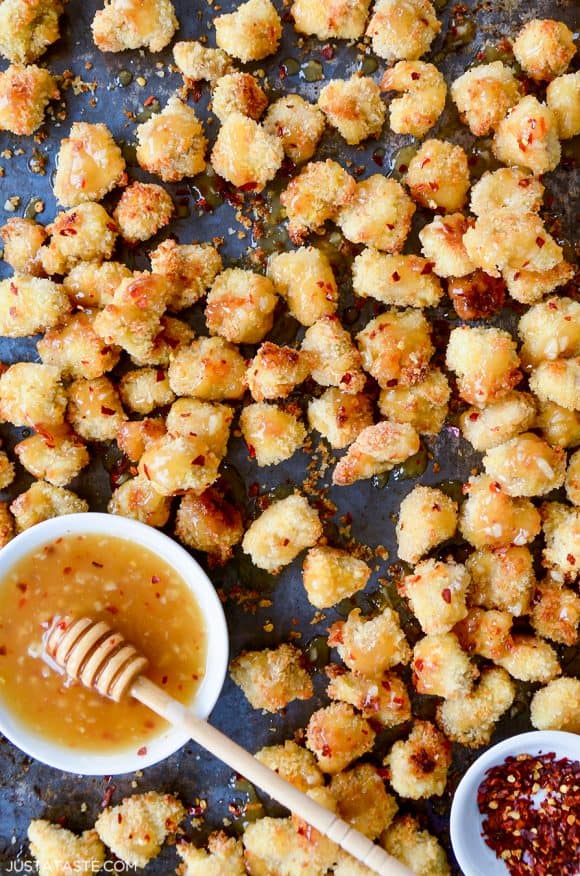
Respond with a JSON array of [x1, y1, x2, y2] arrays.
[[95, 792, 185, 869], [292, 0, 370, 39], [357, 309, 434, 388], [0, 275, 70, 337], [396, 486, 458, 565], [138, 434, 219, 496], [215, 0, 281, 62], [412, 633, 477, 699], [177, 832, 245, 876], [11, 482, 88, 533], [206, 268, 277, 344], [566, 449, 580, 505], [519, 297, 580, 368], [541, 501, 579, 581], [255, 740, 324, 793], [94, 272, 171, 362], [529, 358, 580, 411], [136, 96, 206, 183], [418, 214, 475, 279], [175, 488, 243, 563], [302, 546, 371, 609], [466, 545, 534, 616], [353, 243, 445, 306], [535, 401, 580, 448], [267, 247, 337, 326], [406, 139, 470, 212], [318, 76, 385, 145], [531, 579, 579, 647], [173, 40, 234, 84], [453, 607, 512, 661], [38, 312, 120, 380], [240, 402, 306, 466], [513, 18, 576, 82], [308, 388, 374, 449], [28, 820, 105, 876], [149, 239, 222, 312], [231, 643, 313, 713], [15, 426, 89, 487], [116, 418, 166, 462], [53, 122, 126, 208], [460, 392, 537, 452], [504, 261, 575, 306], [40, 203, 118, 276], [211, 112, 283, 194], [92, 0, 178, 53], [280, 159, 356, 244], [483, 433, 566, 497], [446, 270, 506, 322], [212, 72, 267, 123], [338, 178, 415, 254], [0, 64, 58, 135], [302, 316, 365, 394], [243, 816, 338, 876], [119, 368, 174, 415], [0, 502, 14, 547], [333, 420, 420, 486], [328, 606, 411, 676], [470, 167, 544, 217], [113, 182, 173, 245], [0, 363, 66, 427], [329, 764, 397, 840], [493, 96, 561, 174], [381, 60, 446, 138], [166, 398, 233, 457], [385, 721, 451, 799], [378, 370, 450, 436], [263, 95, 325, 164], [450, 62, 521, 137], [169, 337, 246, 401], [0, 217, 47, 276], [366, 0, 440, 62], [0, 450, 14, 490], [494, 634, 561, 683], [530, 677, 580, 733], [401, 559, 469, 635], [131, 314, 195, 365], [247, 342, 310, 402], [334, 854, 375, 876], [242, 493, 322, 571], [67, 376, 126, 442], [446, 325, 521, 406], [436, 667, 515, 749], [63, 260, 132, 309], [382, 814, 451, 876], [108, 473, 172, 528], [463, 210, 562, 279], [306, 702, 375, 774], [460, 474, 541, 549], [0, 0, 62, 64], [547, 72, 580, 139], [326, 665, 411, 727]]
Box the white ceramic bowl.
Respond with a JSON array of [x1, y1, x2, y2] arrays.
[[0, 513, 229, 776], [451, 729, 580, 876]]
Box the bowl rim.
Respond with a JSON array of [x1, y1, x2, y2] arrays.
[[0, 512, 229, 776], [450, 729, 580, 876]]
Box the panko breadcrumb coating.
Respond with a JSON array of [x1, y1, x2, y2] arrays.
[[436, 667, 515, 749], [40, 203, 118, 275], [504, 260, 575, 306], [483, 433, 566, 497], [168, 337, 246, 401], [530, 579, 579, 646], [94, 271, 171, 362], [566, 449, 580, 505], [239, 402, 306, 466], [263, 94, 326, 165], [246, 342, 311, 402], [255, 740, 323, 792], [338, 177, 416, 253], [406, 139, 470, 212], [0, 503, 14, 548], [212, 72, 268, 123], [280, 159, 356, 243], [92, 0, 178, 53], [53, 122, 126, 208], [308, 388, 374, 449], [357, 309, 434, 388], [333, 420, 420, 486], [328, 606, 411, 676], [446, 325, 521, 406], [149, 239, 222, 312], [464, 210, 562, 278], [116, 418, 166, 462], [412, 633, 478, 700], [138, 433, 220, 496], [382, 815, 451, 876], [385, 721, 451, 799], [518, 296, 580, 368], [28, 820, 105, 876], [378, 370, 450, 436], [547, 72, 580, 139], [302, 546, 371, 609], [0, 217, 47, 276], [242, 493, 322, 571], [95, 792, 185, 869], [118, 368, 174, 414], [108, 474, 171, 528], [354, 249, 442, 306], [11, 481, 88, 532], [453, 607, 512, 661], [460, 474, 541, 549], [530, 677, 580, 733], [177, 831, 245, 876], [0, 0, 63, 64], [529, 358, 580, 412], [330, 764, 398, 840], [493, 96, 561, 174], [0, 274, 70, 338], [113, 182, 173, 244], [450, 62, 521, 136], [175, 488, 243, 563], [396, 485, 458, 565], [366, 0, 441, 63], [0, 64, 58, 135], [0, 450, 14, 490], [302, 316, 366, 394], [401, 559, 469, 635], [63, 260, 131, 309], [318, 76, 386, 145], [136, 96, 207, 182], [38, 311, 120, 380], [166, 398, 233, 456], [470, 167, 544, 217], [292, 0, 371, 40], [326, 665, 411, 727], [459, 392, 537, 452], [173, 40, 234, 84], [306, 702, 375, 774], [494, 634, 561, 684], [0, 362, 66, 427], [67, 376, 126, 442], [230, 643, 313, 712], [215, 0, 282, 62], [211, 112, 284, 193], [267, 246, 337, 326], [513, 18, 576, 81], [535, 401, 580, 448], [418, 214, 475, 279], [381, 61, 446, 138], [466, 545, 535, 616], [243, 815, 338, 875], [205, 268, 277, 344], [541, 502, 579, 581]]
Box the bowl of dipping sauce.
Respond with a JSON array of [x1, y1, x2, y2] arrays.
[[450, 730, 580, 876], [0, 513, 229, 775]]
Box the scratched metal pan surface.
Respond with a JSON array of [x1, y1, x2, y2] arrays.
[[0, 0, 578, 872]]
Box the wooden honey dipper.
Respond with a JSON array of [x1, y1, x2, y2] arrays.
[[44, 616, 413, 876]]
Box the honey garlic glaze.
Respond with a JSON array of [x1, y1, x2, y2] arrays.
[[0, 533, 207, 753]]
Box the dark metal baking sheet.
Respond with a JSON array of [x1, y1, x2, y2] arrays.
[[0, 0, 578, 872]]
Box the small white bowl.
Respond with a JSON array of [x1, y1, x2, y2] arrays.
[[451, 730, 580, 876], [0, 513, 229, 776]]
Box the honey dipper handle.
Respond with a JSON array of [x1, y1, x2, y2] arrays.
[[132, 676, 412, 876]]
